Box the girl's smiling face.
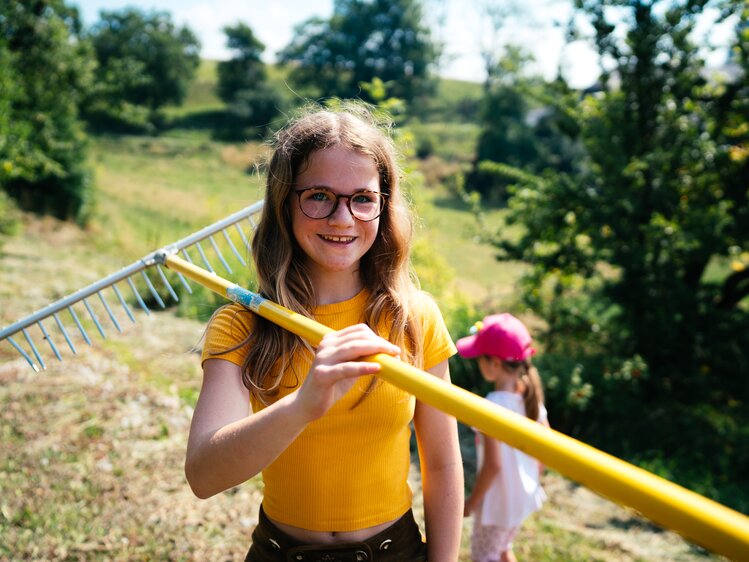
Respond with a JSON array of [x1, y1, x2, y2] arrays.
[[291, 145, 382, 288]]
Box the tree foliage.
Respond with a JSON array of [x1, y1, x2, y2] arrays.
[[278, 0, 440, 107], [215, 23, 285, 138], [0, 0, 94, 222], [86, 8, 200, 130], [468, 47, 584, 202], [480, 0, 748, 499]]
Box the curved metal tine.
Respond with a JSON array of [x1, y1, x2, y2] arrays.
[[112, 283, 136, 323], [195, 241, 215, 273], [176, 250, 194, 294], [53, 312, 77, 354], [176, 271, 192, 294], [98, 290, 122, 333], [156, 264, 179, 302], [140, 270, 165, 309], [83, 297, 107, 339], [127, 276, 151, 315], [209, 234, 233, 274], [37, 320, 62, 361], [7, 336, 40, 372], [68, 306, 92, 345], [234, 223, 250, 251], [22, 328, 46, 370], [222, 228, 246, 266]]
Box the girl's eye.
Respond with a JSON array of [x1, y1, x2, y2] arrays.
[[310, 190, 333, 201], [352, 193, 376, 204]]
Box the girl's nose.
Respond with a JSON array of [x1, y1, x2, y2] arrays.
[[327, 196, 356, 224]]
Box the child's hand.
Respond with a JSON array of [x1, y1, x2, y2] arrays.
[[295, 324, 400, 421]]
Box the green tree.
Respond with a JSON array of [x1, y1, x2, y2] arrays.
[[278, 0, 440, 107], [482, 0, 748, 504], [468, 47, 583, 202], [86, 8, 200, 130], [216, 23, 285, 138], [0, 0, 94, 222]]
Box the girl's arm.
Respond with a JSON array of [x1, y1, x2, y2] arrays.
[[538, 413, 550, 477], [413, 359, 464, 562], [464, 432, 501, 516], [185, 324, 401, 499]]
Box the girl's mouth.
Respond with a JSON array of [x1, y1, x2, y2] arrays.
[[319, 235, 355, 243]]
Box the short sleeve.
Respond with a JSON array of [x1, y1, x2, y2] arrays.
[[416, 292, 457, 370], [201, 304, 255, 367]]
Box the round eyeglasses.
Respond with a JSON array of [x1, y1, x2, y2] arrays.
[[294, 187, 388, 222]]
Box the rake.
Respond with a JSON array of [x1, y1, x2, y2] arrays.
[[0, 201, 263, 372], [1, 203, 749, 559]]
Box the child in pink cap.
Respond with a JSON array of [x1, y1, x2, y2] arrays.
[[456, 313, 549, 562]]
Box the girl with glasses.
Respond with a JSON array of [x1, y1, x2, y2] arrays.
[[456, 313, 549, 562], [185, 101, 463, 561]]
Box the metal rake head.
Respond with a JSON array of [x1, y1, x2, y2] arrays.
[[0, 201, 264, 372]]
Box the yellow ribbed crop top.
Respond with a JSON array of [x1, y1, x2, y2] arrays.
[[201, 289, 456, 531]]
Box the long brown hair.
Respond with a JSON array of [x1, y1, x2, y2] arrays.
[[512, 361, 545, 422], [241, 101, 422, 402]]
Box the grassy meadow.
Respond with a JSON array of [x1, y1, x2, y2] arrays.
[[0, 62, 723, 561]]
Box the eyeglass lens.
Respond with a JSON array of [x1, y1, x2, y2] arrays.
[[298, 188, 385, 221]]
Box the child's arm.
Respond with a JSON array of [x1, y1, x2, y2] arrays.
[[538, 414, 550, 476], [464, 433, 501, 516]]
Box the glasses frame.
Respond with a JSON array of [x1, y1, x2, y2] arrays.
[[294, 187, 389, 222]]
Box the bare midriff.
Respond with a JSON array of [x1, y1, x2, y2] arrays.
[[268, 514, 401, 545]]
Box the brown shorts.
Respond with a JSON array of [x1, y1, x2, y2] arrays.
[[245, 505, 428, 562]]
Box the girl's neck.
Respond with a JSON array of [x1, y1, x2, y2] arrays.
[[311, 269, 364, 305], [495, 377, 518, 393]]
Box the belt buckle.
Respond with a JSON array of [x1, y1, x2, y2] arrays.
[[286, 542, 372, 562]]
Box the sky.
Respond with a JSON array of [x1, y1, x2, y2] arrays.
[[72, 0, 735, 90]]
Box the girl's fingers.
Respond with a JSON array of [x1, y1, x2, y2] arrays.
[[317, 324, 400, 363], [313, 360, 382, 384]]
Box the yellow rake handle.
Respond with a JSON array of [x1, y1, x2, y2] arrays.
[[164, 253, 749, 560]]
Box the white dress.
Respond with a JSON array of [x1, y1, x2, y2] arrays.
[[475, 391, 547, 529]]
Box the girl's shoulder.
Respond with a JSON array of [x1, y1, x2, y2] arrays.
[[202, 303, 256, 359]]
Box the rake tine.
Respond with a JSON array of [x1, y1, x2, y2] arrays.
[[37, 320, 62, 361], [195, 241, 215, 273], [209, 235, 233, 274], [53, 312, 77, 354], [22, 328, 46, 370], [98, 291, 122, 333], [156, 264, 179, 302], [181, 248, 194, 263], [141, 270, 165, 309], [176, 272, 193, 295], [68, 306, 92, 345], [127, 276, 151, 315], [222, 228, 246, 266], [7, 336, 40, 372], [234, 223, 250, 250], [83, 297, 107, 339], [112, 283, 136, 323]]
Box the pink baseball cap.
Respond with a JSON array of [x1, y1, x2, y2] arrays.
[[456, 313, 536, 361]]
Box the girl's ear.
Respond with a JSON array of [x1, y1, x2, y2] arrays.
[[488, 356, 503, 369]]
